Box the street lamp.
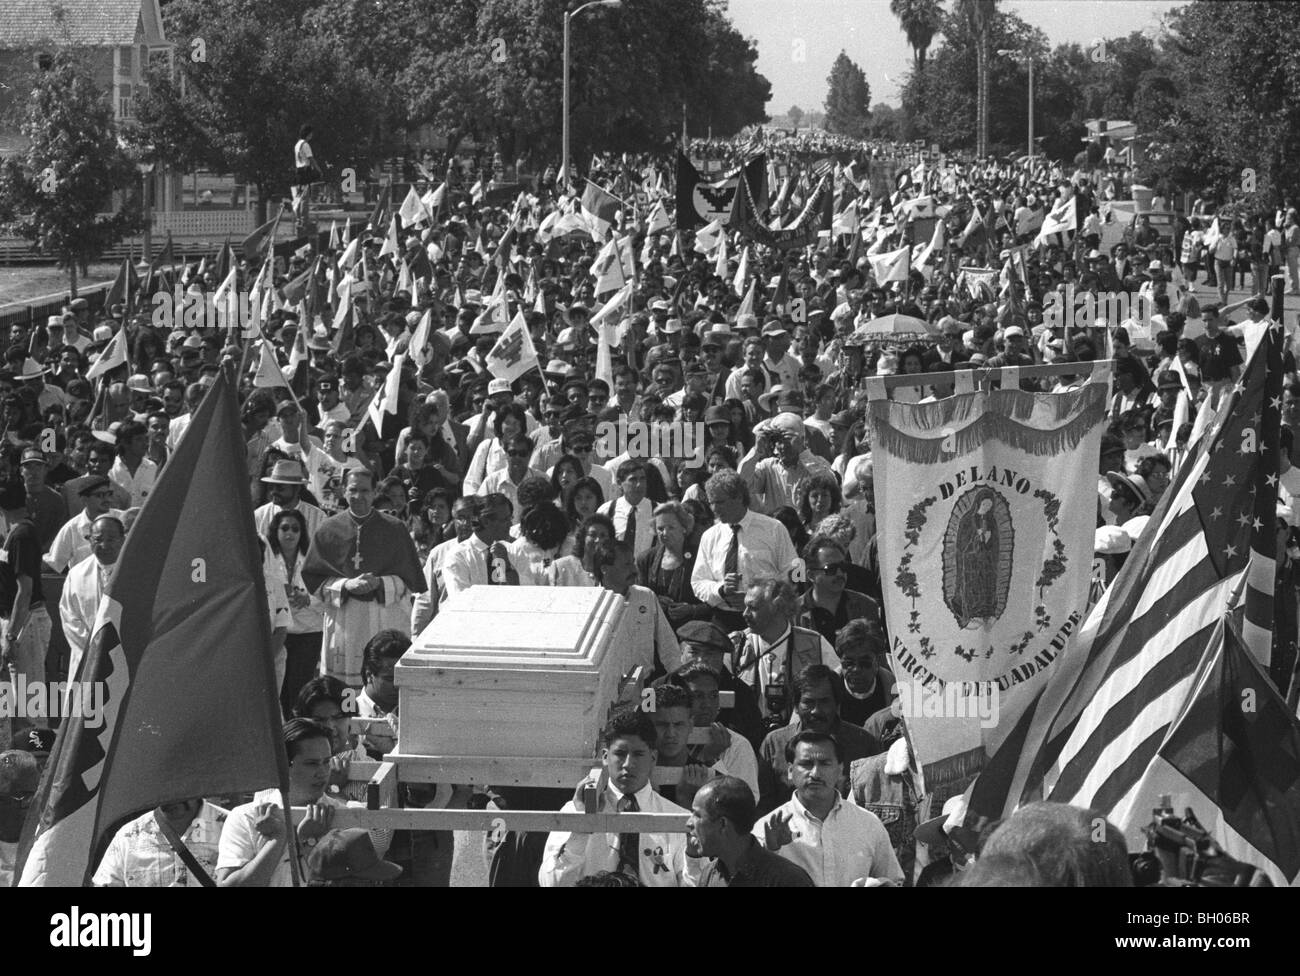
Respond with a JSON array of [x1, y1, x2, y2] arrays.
[[562, 0, 622, 193], [998, 49, 1034, 161], [137, 159, 155, 263]]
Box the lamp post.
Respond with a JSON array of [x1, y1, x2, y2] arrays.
[[137, 160, 155, 263], [562, 0, 622, 193], [998, 49, 1034, 160]]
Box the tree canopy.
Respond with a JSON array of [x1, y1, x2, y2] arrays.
[[824, 51, 871, 138]]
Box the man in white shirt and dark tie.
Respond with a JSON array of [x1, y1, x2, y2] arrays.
[[440, 493, 519, 604], [540, 709, 701, 887], [600, 459, 655, 556], [691, 470, 799, 631]]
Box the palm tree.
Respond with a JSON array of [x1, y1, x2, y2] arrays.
[[890, 0, 944, 73], [958, 0, 998, 157]]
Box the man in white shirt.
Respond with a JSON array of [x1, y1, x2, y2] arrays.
[[165, 381, 206, 454], [540, 709, 701, 886], [692, 470, 799, 631], [253, 460, 327, 540], [753, 730, 903, 887], [739, 412, 832, 515], [108, 421, 158, 508], [599, 459, 656, 555], [411, 496, 475, 634], [94, 798, 229, 887], [45, 477, 123, 573], [760, 321, 802, 392], [291, 124, 317, 219], [59, 514, 124, 686], [217, 719, 347, 887], [478, 435, 546, 523], [440, 493, 518, 604]]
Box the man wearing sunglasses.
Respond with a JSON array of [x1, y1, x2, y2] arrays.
[[797, 538, 883, 647], [478, 436, 545, 524]]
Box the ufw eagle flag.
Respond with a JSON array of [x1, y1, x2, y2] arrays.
[[17, 370, 289, 886]]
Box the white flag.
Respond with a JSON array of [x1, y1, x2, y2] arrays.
[[252, 339, 289, 388], [733, 246, 749, 298], [408, 308, 434, 369], [398, 186, 428, 228], [485, 310, 540, 383], [380, 215, 400, 260], [646, 200, 671, 234], [423, 182, 446, 214], [1035, 195, 1077, 244], [366, 354, 404, 435], [693, 219, 724, 254], [212, 266, 240, 333], [86, 328, 128, 380], [868, 245, 910, 284], [713, 234, 728, 279]]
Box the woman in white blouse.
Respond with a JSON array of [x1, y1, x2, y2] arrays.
[[266, 509, 324, 716], [548, 513, 615, 587]]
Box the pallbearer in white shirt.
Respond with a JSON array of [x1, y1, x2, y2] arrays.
[[600, 459, 655, 556], [754, 731, 903, 887], [540, 710, 701, 887]]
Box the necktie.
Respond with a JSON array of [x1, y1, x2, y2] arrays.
[[484, 545, 499, 584], [616, 793, 640, 878], [724, 523, 741, 577], [623, 502, 637, 546]]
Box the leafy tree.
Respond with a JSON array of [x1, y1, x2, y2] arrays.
[[867, 102, 901, 141], [0, 52, 143, 297], [824, 51, 871, 138], [1142, 2, 1300, 210], [891, 0, 944, 72], [788, 105, 804, 128], [132, 0, 389, 223], [957, 0, 999, 157]]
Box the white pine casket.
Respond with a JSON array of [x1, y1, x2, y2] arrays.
[[397, 586, 639, 783]]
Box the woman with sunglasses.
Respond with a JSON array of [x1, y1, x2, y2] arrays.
[[267, 509, 324, 716], [795, 534, 884, 647]]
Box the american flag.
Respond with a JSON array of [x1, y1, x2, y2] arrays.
[[968, 322, 1284, 828]]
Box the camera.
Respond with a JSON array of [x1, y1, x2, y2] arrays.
[[1131, 797, 1268, 887]]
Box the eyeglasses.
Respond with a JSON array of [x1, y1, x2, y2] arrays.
[[571, 445, 593, 454], [0, 791, 35, 807], [506, 450, 530, 458], [815, 562, 848, 576]]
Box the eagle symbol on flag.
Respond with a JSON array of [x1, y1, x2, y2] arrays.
[[693, 183, 737, 222], [942, 487, 1014, 630], [491, 330, 525, 368]]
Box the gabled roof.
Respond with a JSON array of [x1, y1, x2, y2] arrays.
[[0, 0, 162, 49]]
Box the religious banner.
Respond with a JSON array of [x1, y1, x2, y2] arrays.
[[869, 366, 1110, 805]]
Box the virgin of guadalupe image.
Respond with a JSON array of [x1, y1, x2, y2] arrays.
[[942, 486, 1014, 629]]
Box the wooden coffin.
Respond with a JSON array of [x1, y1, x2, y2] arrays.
[[397, 586, 637, 770]]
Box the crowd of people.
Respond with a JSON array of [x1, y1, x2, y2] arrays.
[[0, 126, 1295, 888]]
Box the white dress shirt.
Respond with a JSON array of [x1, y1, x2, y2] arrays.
[[539, 780, 701, 887], [109, 456, 158, 508], [410, 534, 464, 633], [45, 507, 124, 573], [753, 794, 904, 887], [599, 495, 656, 555], [479, 465, 547, 522], [691, 508, 799, 608], [441, 535, 514, 604]]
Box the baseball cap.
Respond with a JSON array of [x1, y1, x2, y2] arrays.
[[9, 727, 55, 755], [306, 828, 403, 883], [487, 378, 513, 396], [761, 319, 786, 337], [127, 374, 153, 394], [19, 448, 46, 467]]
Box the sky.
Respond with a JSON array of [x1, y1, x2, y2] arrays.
[[723, 0, 1182, 116]]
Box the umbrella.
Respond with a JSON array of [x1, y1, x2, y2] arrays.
[[853, 313, 936, 341]]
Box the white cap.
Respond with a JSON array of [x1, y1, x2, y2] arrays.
[[487, 378, 512, 395]]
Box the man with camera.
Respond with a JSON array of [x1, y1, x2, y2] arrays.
[[739, 410, 832, 516]]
